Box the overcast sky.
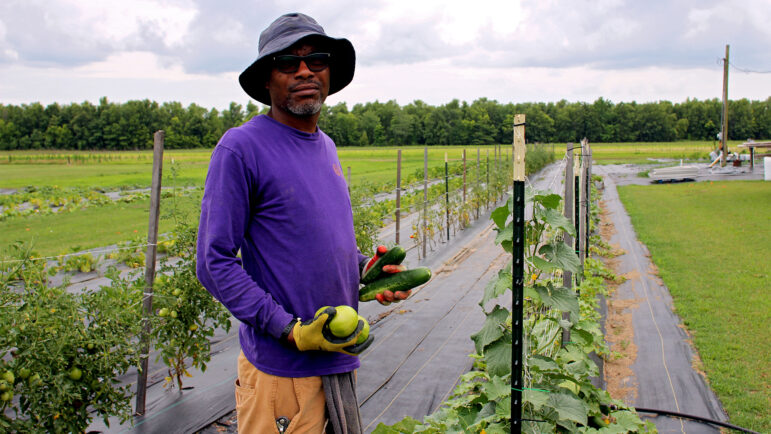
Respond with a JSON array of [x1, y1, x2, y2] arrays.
[[1, 0, 769, 110]]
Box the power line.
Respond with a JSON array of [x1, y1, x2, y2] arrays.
[[728, 60, 771, 74]]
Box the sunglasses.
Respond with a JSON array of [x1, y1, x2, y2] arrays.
[[272, 53, 331, 74]]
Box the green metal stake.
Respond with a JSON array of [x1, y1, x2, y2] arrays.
[[512, 114, 526, 433]]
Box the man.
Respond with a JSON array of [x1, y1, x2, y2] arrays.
[[197, 13, 411, 433]]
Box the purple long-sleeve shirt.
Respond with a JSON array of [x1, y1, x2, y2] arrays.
[[196, 114, 367, 377]]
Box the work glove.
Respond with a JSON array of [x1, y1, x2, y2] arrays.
[[291, 307, 373, 356], [361, 245, 409, 306]]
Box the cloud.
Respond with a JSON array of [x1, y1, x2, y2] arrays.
[[0, 0, 769, 103], [0, 0, 196, 66]]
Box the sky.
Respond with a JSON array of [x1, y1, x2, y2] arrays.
[[1, 0, 770, 111]]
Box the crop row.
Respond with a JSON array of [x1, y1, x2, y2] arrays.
[[375, 175, 654, 432]]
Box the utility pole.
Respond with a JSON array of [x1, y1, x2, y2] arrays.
[[721, 44, 730, 167]]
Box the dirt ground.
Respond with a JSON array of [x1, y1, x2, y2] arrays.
[[598, 200, 640, 403]]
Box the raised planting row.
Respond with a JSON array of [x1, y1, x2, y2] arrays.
[[374, 181, 655, 433]]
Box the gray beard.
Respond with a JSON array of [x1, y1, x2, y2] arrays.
[[284, 98, 323, 116]]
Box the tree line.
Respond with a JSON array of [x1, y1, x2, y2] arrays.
[[0, 96, 769, 151]]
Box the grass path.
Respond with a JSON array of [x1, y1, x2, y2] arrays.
[[617, 180, 770, 432]]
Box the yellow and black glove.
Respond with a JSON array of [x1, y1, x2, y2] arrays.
[[291, 307, 373, 356]]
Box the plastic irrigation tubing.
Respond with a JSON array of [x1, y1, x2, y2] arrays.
[[625, 406, 759, 433]]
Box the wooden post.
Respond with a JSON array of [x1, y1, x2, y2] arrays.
[[445, 153, 450, 242], [423, 147, 428, 259], [476, 148, 480, 219], [721, 44, 730, 168], [486, 150, 490, 208], [579, 139, 588, 268], [395, 149, 402, 245], [511, 114, 526, 434], [562, 143, 574, 346], [136, 130, 164, 415], [462, 149, 467, 205], [585, 141, 592, 258]]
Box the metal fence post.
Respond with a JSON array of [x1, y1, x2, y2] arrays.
[[512, 114, 526, 433]]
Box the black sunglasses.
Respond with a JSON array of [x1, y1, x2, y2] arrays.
[[272, 53, 331, 74]]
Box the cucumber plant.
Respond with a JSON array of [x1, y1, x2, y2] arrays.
[[375, 185, 653, 433]]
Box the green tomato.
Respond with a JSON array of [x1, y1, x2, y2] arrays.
[[18, 368, 30, 380], [2, 371, 14, 384], [29, 374, 42, 387], [87, 343, 95, 350], [68, 367, 82, 381], [172, 289, 181, 296], [158, 308, 169, 317], [1, 391, 12, 402], [356, 315, 370, 344], [188, 324, 198, 332], [0, 381, 8, 392], [328, 305, 358, 338], [170, 310, 178, 319]]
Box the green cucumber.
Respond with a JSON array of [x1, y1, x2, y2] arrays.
[[359, 267, 431, 302], [360, 246, 407, 284]]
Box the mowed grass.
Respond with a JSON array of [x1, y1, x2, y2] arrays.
[[555, 140, 724, 165], [0, 194, 202, 257], [617, 181, 770, 432], [0, 146, 501, 190], [338, 146, 499, 186], [0, 150, 213, 189], [2, 141, 725, 189], [0, 146, 502, 256]]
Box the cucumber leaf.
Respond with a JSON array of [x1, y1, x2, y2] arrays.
[[534, 285, 579, 319], [538, 242, 580, 273], [471, 305, 508, 353], [484, 338, 512, 378], [547, 392, 589, 426]]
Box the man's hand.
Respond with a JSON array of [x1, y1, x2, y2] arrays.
[[361, 245, 409, 306], [289, 307, 373, 355]]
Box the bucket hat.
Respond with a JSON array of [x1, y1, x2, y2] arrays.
[[239, 13, 355, 105]]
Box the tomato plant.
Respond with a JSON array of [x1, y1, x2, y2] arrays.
[[1, 245, 142, 433], [150, 222, 232, 390]]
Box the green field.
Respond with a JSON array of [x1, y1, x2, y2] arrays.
[[0, 146, 514, 257], [0, 141, 728, 189], [0, 142, 734, 258], [554, 140, 728, 164], [0, 194, 202, 258], [0, 146, 502, 190], [618, 181, 771, 432]]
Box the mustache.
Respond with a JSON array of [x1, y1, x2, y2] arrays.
[[289, 80, 322, 91]]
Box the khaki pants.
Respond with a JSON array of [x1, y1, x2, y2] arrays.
[[235, 351, 327, 434]]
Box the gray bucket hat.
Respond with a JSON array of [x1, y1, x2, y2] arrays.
[[239, 13, 356, 105]]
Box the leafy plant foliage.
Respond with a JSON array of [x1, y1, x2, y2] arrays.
[[375, 185, 655, 433]]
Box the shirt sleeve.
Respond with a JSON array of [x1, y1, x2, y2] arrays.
[[196, 143, 293, 339]]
